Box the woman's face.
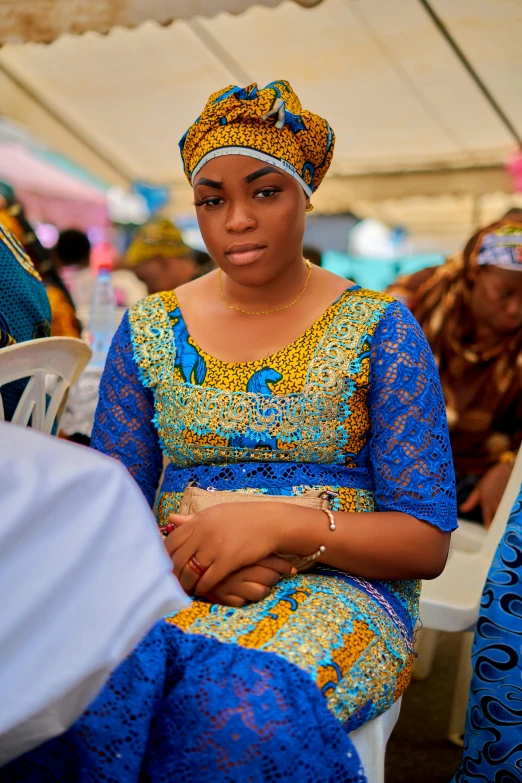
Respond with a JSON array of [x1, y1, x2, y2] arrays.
[[471, 265, 522, 335], [193, 154, 309, 287]]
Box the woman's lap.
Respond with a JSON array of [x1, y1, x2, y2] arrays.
[[2, 622, 366, 783], [3, 576, 411, 781], [168, 572, 413, 730]]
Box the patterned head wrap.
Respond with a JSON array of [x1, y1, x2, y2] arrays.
[[179, 80, 335, 196], [127, 217, 191, 267], [475, 223, 522, 270]]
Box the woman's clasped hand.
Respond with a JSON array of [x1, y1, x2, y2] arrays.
[[164, 503, 299, 604]]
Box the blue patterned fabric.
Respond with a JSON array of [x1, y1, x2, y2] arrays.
[[162, 462, 373, 492], [2, 621, 366, 782], [0, 225, 51, 420], [452, 487, 522, 783]]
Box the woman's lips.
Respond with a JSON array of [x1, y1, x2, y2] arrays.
[[225, 244, 266, 266]]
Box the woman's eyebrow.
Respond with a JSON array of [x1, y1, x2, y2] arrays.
[[244, 166, 284, 184], [194, 177, 223, 189]]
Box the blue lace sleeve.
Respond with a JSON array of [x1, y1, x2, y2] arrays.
[[91, 311, 163, 507], [368, 301, 457, 531]]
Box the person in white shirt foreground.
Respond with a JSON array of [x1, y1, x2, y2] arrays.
[[0, 423, 187, 766]]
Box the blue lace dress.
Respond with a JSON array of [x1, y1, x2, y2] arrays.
[[2, 287, 456, 783]]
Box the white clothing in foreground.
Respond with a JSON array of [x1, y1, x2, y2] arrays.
[[0, 423, 188, 765]]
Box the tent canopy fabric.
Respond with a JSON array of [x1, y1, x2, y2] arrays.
[[0, 0, 521, 244], [0, 117, 108, 229], [0, 0, 322, 45], [0, 143, 108, 228]]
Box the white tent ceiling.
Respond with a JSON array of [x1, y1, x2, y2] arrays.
[[1, 0, 521, 245]]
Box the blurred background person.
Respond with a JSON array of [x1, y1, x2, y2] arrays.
[[0, 183, 80, 339], [193, 249, 216, 278], [52, 228, 91, 301], [47, 228, 90, 337], [53, 228, 91, 278], [126, 216, 197, 294], [0, 223, 51, 420], [387, 216, 522, 527]]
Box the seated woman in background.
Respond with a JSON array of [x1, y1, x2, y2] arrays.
[[0, 184, 80, 339], [86, 79, 456, 779], [125, 215, 197, 294], [388, 218, 522, 527], [0, 221, 51, 420]]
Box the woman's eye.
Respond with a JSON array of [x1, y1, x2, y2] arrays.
[[255, 187, 280, 199], [194, 196, 224, 208]]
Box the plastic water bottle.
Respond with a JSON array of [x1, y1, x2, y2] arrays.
[[89, 262, 116, 369]]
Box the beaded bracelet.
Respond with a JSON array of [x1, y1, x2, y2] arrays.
[[278, 507, 337, 569]]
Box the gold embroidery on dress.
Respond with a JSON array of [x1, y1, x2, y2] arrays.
[[129, 289, 392, 468]]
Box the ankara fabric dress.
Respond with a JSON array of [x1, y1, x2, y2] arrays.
[[92, 286, 456, 729]]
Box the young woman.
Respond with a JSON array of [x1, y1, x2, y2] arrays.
[[388, 218, 522, 527], [93, 78, 455, 728], [3, 81, 456, 782]]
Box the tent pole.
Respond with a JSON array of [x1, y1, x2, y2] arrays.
[[418, 0, 522, 148], [187, 20, 253, 86]]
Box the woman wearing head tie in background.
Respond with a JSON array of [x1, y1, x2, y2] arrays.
[[388, 218, 522, 528], [4, 81, 456, 782], [125, 215, 197, 294], [0, 183, 81, 339]]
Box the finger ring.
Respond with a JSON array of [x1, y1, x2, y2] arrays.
[[189, 556, 208, 577]]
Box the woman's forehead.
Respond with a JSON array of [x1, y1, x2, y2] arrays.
[[484, 264, 522, 288], [194, 155, 295, 187]]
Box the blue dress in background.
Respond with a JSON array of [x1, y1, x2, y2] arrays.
[[452, 486, 522, 782]]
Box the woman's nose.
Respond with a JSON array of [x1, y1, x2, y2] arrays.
[[225, 203, 256, 233]]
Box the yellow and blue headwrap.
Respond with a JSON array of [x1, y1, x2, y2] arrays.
[[127, 217, 190, 267], [179, 80, 335, 196]]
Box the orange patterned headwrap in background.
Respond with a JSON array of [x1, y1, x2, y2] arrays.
[[179, 80, 335, 196]]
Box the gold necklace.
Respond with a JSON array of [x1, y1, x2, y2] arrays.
[[219, 260, 313, 315]]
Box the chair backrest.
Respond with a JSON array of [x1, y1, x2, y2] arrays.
[[480, 445, 522, 561], [0, 337, 91, 434]]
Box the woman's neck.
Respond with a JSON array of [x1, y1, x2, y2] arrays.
[[221, 254, 309, 311]]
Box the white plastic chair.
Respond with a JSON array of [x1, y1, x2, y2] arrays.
[[415, 445, 522, 744], [0, 337, 91, 434], [350, 698, 402, 783], [449, 518, 487, 554]]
